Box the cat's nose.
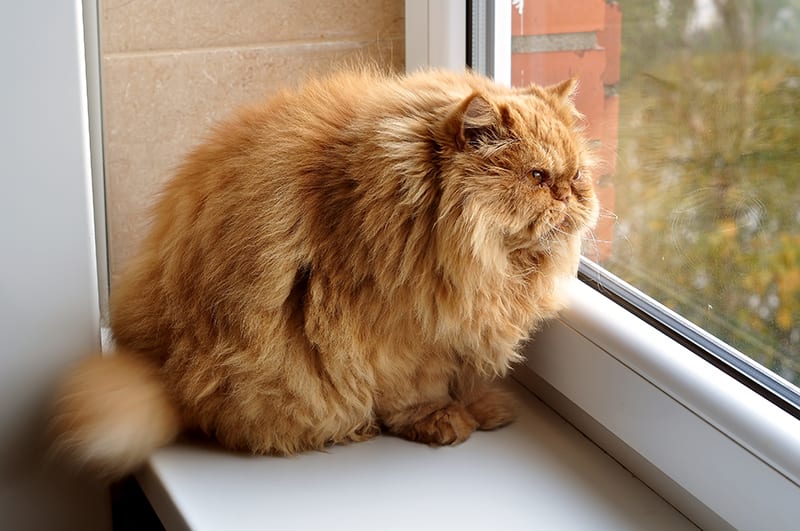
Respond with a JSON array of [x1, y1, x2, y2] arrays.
[[550, 183, 570, 202]]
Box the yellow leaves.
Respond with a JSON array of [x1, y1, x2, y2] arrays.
[[779, 269, 800, 295], [775, 269, 800, 332], [610, 49, 800, 367], [717, 219, 738, 239], [776, 306, 793, 332]]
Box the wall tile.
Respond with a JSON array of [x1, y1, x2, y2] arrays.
[[101, 0, 404, 53], [103, 40, 403, 274]]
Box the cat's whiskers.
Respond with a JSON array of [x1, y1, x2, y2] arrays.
[[509, 262, 542, 279], [597, 206, 618, 222], [582, 228, 602, 263]]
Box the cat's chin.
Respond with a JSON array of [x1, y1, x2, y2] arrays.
[[503, 229, 572, 253], [504, 216, 582, 251]]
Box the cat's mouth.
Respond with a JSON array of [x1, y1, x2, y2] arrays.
[[557, 215, 576, 233], [537, 213, 583, 244], [514, 219, 568, 249], [541, 224, 565, 242], [511, 204, 591, 250]]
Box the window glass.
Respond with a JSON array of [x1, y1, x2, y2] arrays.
[[509, 1, 800, 388]]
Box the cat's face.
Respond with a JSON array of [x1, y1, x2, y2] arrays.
[[438, 80, 599, 254]]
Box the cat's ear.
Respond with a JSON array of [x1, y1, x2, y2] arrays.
[[446, 92, 500, 150], [545, 78, 579, 102]]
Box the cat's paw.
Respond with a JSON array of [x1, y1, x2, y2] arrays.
[[400, 402, 479, 446], [466, 385, 518, 431], [347, 420, 381, 442]]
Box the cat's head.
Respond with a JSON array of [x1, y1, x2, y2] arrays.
[[435, 77, 599, 257]]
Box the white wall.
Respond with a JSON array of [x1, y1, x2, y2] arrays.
[[0, 2, 110, 529]]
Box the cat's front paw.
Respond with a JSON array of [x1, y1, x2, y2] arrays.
[[399, 402, 479, 446], [347, 420, 381, 442], [465, 385, 519, 431]]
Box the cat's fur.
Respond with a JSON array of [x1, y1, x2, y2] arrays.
[[51, 68, 598, 477]]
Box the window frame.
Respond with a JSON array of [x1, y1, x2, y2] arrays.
[[519, 280, 800, 530], [0, 0, 111, 527], [404, 1, 800, 528], [579, 259, 800, 418]]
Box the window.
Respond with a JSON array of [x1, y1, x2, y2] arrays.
[[446, 1, 800, 528], [501, 0, 800, 415]]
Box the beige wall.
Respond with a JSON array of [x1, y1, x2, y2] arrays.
[[100, 0, 404, 275]]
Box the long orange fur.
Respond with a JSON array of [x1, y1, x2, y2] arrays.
[[51, 68, 599, 478]]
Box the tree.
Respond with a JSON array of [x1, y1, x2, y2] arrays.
[[605, 0, 800, 383]]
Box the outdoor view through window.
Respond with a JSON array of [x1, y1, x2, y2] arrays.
[[510, 1, 800, 387]]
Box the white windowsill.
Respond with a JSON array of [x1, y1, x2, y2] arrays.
[[136, 381, 695, 531], [523, 280, 800, 530], [133, 279, 800, 531]]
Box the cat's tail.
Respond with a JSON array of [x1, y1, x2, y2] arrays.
[[49, 348, 181, 479]]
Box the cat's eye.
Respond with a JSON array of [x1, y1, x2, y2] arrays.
[[573, 169, 582, 181], [530, 169, 548, 184]]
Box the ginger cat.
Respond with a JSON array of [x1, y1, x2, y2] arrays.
[[52, 68, 598, 477]]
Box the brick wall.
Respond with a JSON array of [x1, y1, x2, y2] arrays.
[[511, 0, 621, 261]]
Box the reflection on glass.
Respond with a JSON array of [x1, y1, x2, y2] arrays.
[[511, 1, 800, 386]]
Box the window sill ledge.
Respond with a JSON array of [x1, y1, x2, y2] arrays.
[[523, 280, 800, 530], [136, 381, 693, 531]]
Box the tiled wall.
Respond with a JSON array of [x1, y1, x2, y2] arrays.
[[100, 0, 404, 275]]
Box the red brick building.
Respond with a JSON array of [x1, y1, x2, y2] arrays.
[[511, 0, 621, 261]]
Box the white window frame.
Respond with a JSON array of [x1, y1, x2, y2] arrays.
[[1, 0, 110, 528], [405, 0, 466, 72], [60, 2, 800, 528], [406, 2, 800, 529]]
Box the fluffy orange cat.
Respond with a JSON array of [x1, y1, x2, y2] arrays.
[[51, 68, 598, 477]]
